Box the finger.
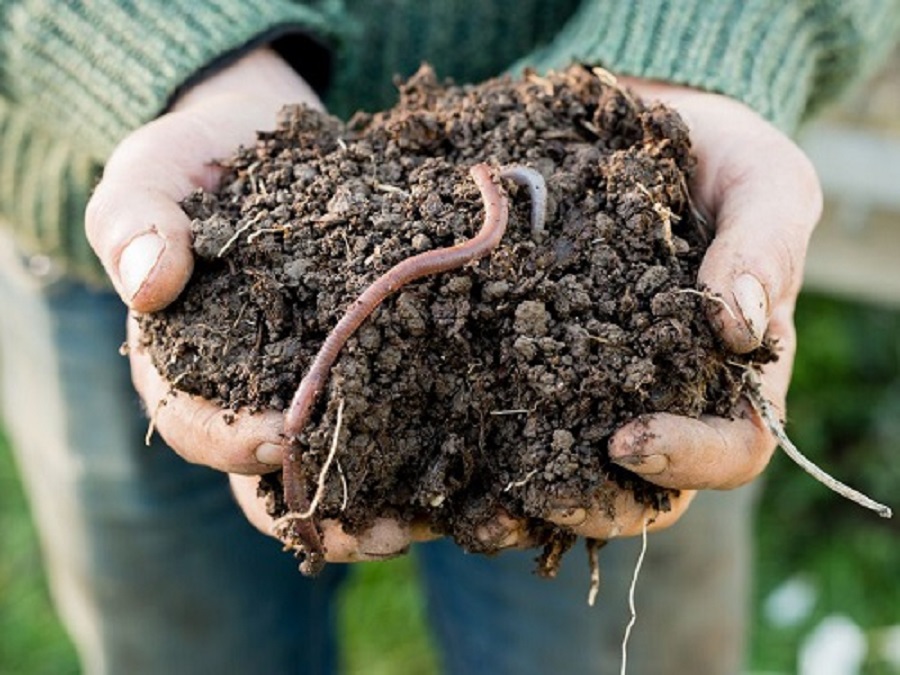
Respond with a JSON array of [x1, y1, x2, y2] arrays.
[[129, 316, 284, 473], [475, 509, 538, 550], [625, 83, 822, 353], [86, 104, 267, 312], [231, 474, 415, 562], [547, 486, 695, 539], [319, 519, 413, 563], [86, 49, 323, 312], [609, 299, 795, 491], [688, 103, 822, 353], [609, 411, 771, 490], [232, 473, 278, 534]]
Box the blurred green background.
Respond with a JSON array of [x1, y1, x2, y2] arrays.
[[1, 291, 898, 674]]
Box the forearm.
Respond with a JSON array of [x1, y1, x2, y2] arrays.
[[0, 0, 343, 159]]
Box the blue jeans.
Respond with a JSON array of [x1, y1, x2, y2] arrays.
[[0, 233, 757, 674]]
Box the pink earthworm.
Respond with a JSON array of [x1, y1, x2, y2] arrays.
[[279, 162, 548, 572], [280, 163, 507, 537]]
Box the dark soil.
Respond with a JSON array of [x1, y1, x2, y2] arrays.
[[139, 65, 774, 574]]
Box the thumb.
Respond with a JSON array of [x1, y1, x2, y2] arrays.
[[690, 108, 822, 353], [85, 48, 323, 312]]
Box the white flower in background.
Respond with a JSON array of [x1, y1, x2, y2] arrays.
[[799, 614, 867, 675], [764, 575, 817, 628]]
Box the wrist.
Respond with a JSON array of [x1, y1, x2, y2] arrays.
[[171, 47, 324, 114]]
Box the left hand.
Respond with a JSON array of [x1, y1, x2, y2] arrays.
[[599, 80, 822, 495]]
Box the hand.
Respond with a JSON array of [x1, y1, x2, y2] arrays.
[[599, 79, 822, 497], [89, 48, 451, 564], [230, 474, 441, 563], [87, 48, 321, 475]]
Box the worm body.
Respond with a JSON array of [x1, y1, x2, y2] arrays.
[[282, 163, 509, 512], [499, 165, 548, 234]]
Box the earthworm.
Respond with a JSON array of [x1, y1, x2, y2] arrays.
[[279, 163, 509, 567], [498, 165, 547, 234]]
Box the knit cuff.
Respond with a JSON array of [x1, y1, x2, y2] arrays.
[[1, 0, 344, 158], [518, 1, 853, 134]]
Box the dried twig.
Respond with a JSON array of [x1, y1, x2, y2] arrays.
[[745, 371, 892, 518]]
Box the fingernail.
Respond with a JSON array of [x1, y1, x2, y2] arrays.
[[551, 507, 587, 527], [476, 522, 519, 548], [255, 442, 283, 466], [612, 453, 668, 475], [359, 546, 409, 561], [733, 274, 768, 343], [119, 233, 165, 302]]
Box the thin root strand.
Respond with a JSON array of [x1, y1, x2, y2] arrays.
[[746, 371, 892, 518], [620, 516, 651, 675], [586, 538, 605, 607], [296, 398, 346, 520]]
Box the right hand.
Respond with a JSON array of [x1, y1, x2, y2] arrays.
[[87, 47, 312, 472], [87, 47, 419, 563]]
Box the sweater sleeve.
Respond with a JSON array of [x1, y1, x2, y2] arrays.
[[516, 0, 900, 133], [0, 0, 347, 159]]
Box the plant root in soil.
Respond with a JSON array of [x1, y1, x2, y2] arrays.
[[744, 371, 892, 518]]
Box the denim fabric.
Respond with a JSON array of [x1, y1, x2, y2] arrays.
[[0, 233, 756, 675], [418, 484, 757, 674], [0, 238, 345, 674]]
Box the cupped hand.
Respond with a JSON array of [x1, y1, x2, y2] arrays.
[[91, 48, 432, 564], [91, 59, 820, 555], [601, 79, 822, 496], [87, 48, 324, 474], [230, 474, 445, 564]]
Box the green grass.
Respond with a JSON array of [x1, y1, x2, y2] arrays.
[[0, 431, 79, 675], [340, 558, 438, 674], [2, 292, 898, 674]]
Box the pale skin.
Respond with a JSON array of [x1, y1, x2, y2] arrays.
[[87, 48, 822, 561]]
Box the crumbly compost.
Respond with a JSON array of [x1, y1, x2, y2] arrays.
[[139, 65, 774, 572]]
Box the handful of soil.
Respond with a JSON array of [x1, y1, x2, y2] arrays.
[[139, 65, 774, 575]]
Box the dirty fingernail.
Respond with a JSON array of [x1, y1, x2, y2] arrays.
[[476, 522, 519, 548], [255, 442, 283, 466], [120, 233, 165, 302], [733, 273, 768, 343], [549, 507, 588, 527], [358, 546, 409, 561], [612, 453, 668, 475]]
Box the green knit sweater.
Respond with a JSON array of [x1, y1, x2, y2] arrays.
[[1, 0, 898, 283]]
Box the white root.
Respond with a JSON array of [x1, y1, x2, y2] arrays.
[[587, 539, 602, 607], [217, 210, 268, 257], [620, 517, 650, 675], [144, 397, 168, 446], [745, 371, 892, 518], [503, 469, 538, 492], [296, 398, 346, 520]]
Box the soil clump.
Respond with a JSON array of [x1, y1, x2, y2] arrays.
[[139, 65, 774, 573]]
